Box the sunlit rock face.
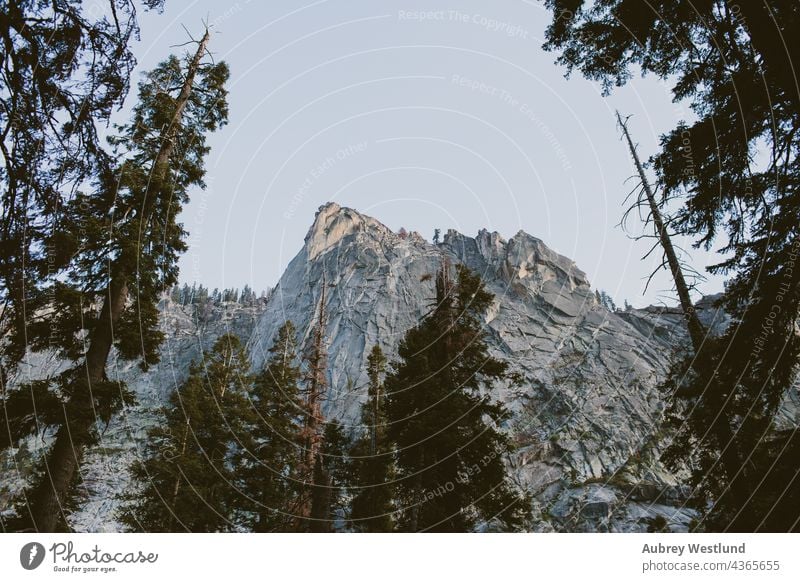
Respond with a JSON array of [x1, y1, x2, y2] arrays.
[[8, 202, 754, 532], [248, 202, 716, 532]]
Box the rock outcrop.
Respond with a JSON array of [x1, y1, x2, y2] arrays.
[[247, 202, 723, 532]]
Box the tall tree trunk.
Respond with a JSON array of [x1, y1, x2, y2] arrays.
[[28, 275, 129, 531], [298, 278, 329, 525], [29, 30, 211, 532], [617, 113, 751, 518], [617, 111, 706, 353]]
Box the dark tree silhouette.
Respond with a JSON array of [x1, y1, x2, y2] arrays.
[[543, 0, 800, 531]]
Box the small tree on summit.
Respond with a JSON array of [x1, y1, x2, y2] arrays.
[[595, 290, 617, 312]]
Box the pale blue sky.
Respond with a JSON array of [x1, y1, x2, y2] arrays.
[[117, 0, 726, 307]]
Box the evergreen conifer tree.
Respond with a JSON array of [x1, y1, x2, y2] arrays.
[[236, 322, 304, 532], [120, 334, 251, 532], [0, 0, 165, 373], [309, 420, 349, 532], [2, 29, 229, 531], [385, 263, 528, 532], [349, 345, 395, 532], [542, 0, 800, 531], [298, 280, 331, 529]]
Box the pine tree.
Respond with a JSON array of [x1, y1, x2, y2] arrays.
[[120, 334, 251, 532], [0, 0, 165, 374], [349, 345, 395, 532], [240, 284, 254, 305], [385, 263, 528, 532], [596, 290, 617, 312], [177, 283, 187, 305], [543, 0, 800, 531], [2, 29, 229, 532], [236, 322, 304, 532], [309, 420, 349, 532], [195, 290, 214, 324]]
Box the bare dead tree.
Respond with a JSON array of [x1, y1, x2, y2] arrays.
[[616, 111, 706, 353], [297, 273, 331, 528]]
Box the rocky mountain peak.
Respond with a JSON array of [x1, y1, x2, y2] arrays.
[[441, 224, 589, 293], [306, 202, 591, 293], [304, 201, 395, 260], [505, 229, 590, 291], [246, 203, 717, 531]]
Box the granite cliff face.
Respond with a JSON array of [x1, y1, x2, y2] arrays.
[[248, 202, 721, 531], [4, 202, 738, 532]]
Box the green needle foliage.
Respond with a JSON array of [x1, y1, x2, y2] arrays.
[[58, 35, 229, 368], [235, 322, 305, 532], [0, 0, 164, 372], [386, 263, 529, 532], [349, 345, 395, 532], [2, 30, 229, 532], [542, 0, 800, 531], [120, 334, 251, 532]]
